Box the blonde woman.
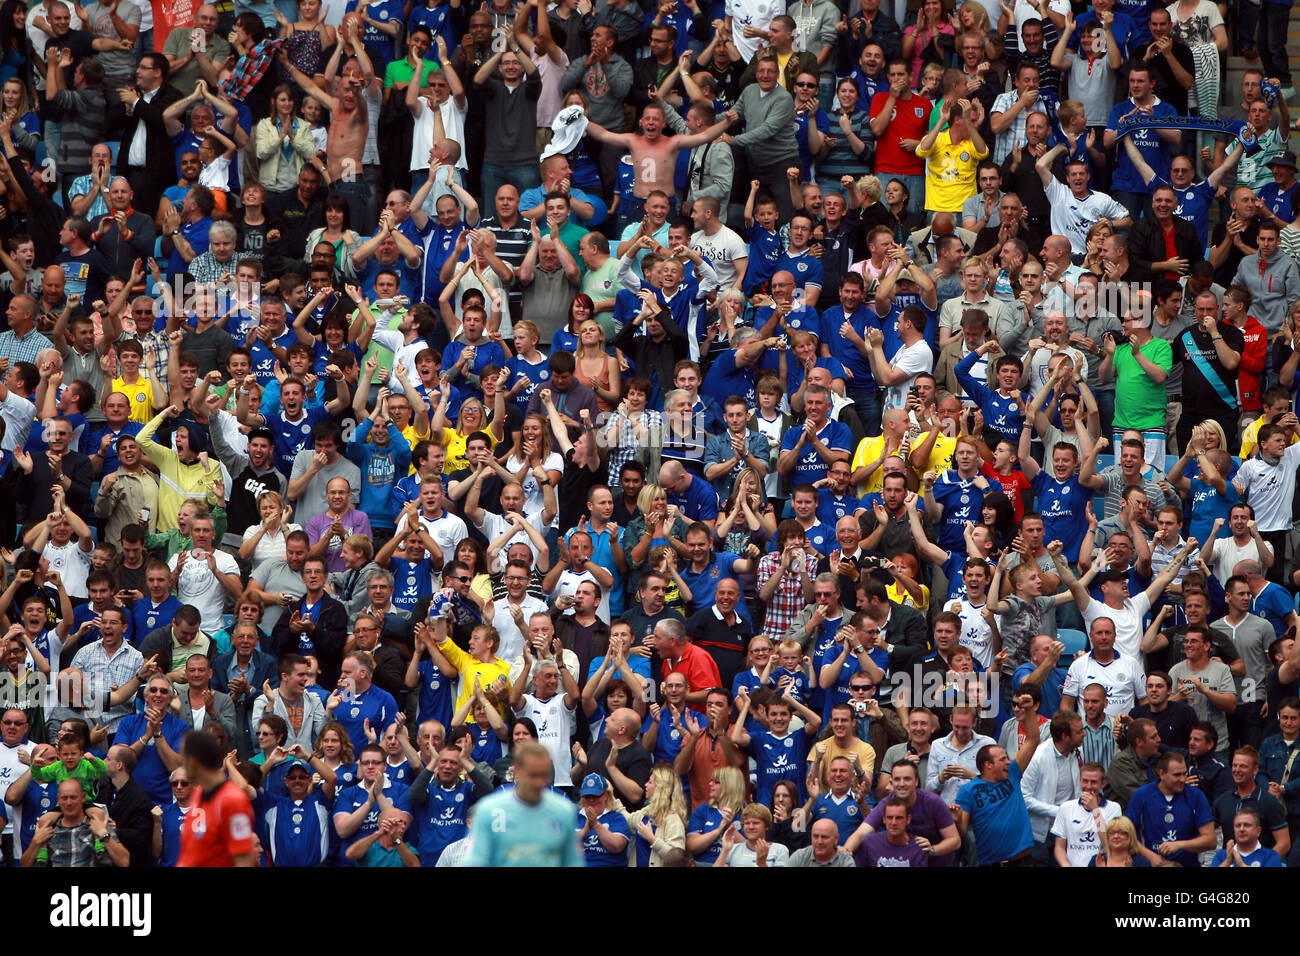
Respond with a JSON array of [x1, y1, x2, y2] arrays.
[[431, 390, 503, 474], [239, 491, 301, 564], [504, 412, 563, 514], [1081, 220, 1113, 275], [716, 467, 776, 552], [1273, 298, 1300, 398], [623, 482, 689, 597], [701, 290, 747, 361], [1090, 816, 1151, 868], [955, 1, 1002, 64], [686, 765, 746, 865], [624, 762, 688, 867], [574, 319, 622, 412]]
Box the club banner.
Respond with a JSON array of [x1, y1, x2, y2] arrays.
[[152, 0, 198, 52], [1114, 114, 1264, 156]]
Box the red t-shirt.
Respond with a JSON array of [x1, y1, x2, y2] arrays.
[[663, 642, 723, 709], [178, 780, 255, 867], [981, 461, 1031, 523], [1160, 222, 1179, 281], [869, 91, 931, 175]]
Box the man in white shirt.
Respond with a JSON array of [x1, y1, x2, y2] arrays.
[[1035, 147, 1132, 257], [925, 706, 996, 803], [491, 560, 550, 662], [509, 651, 578, 787], [0, 356, 35, 453], [1206, 505, 1273, 588], [1051, 761, 1121, 867], [1053, 538, 1196, 659], [0, 708, 34, 863], [463, 464, 555, 562], [1061, 617, 1147, 717], [689, 197, 748, 293], [1020, 710, 1083, 864], [866, 305, 934, 412], [395, 476, 467, 566], [167, 514, 242, 633]]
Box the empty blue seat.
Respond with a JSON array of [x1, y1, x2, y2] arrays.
[[1057, 628, 1088, 655]]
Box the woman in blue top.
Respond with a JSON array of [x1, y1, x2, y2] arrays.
[[0, 2, 28, 86], [314, 721, 358, 864], [550, 294, 594, 355], [2, 78, 40, 151], [686, 766, 746, 865]]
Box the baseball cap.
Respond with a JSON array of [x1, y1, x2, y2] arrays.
[[1094, 569, 1130, 586], [580, 772, 608, 797], [247, 426, 275, 445]]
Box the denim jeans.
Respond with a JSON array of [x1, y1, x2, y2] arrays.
[[846, 386, 882, 437], [1111, 189, 1151, 222], [1238, 0, 1262, 49], [885, 172, 926, 214], [818, 73, 836, 113], [1095, 388, 1115, 438], [480, 163, 542, 216], [1259, 1, 1292, 84], [330, 178, 370, 233]]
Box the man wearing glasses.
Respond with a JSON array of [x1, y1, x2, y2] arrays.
[[114, 52, 183, 222], [15, 413, 94, 527], [0, 708, 34, 865], [116, 676, 189, 805]]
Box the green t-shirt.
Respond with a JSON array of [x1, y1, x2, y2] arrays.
[[32, 755, 109, 801], [1113, 337, 1172, 430], [383, 57, 441, 90]]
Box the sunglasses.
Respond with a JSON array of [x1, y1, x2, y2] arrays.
[[794, 81, 817, 88]]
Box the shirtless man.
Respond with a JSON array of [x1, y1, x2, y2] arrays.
[[279, 20, 374, 187], [584, 90, 735, 202]]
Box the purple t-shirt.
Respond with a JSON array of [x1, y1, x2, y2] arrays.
[[855, 831, 931, 867], [305, 509, 374, 573], [863, 789, 956, 866]]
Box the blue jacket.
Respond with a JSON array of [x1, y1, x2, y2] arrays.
[[1259, 734, 1300, 815]]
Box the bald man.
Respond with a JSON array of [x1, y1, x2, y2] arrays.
[[0, 294, 55, 365], [162, 4, 231, 92]]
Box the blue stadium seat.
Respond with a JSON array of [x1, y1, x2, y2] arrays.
[[1096, 454, 1114, 472], [1057, 628, 1088, 655]]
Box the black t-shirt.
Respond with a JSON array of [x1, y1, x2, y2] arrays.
[[584, 738, 652, 809], [1210, 218, 1260, 287], [1126, 42, 1197, 114], [1129, 699, 1198, 751], [684, 606, 753, 692], [1264, 667, 1300, 738], [1173, 323, 1246, 418], [558, 446, 602, 531]]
